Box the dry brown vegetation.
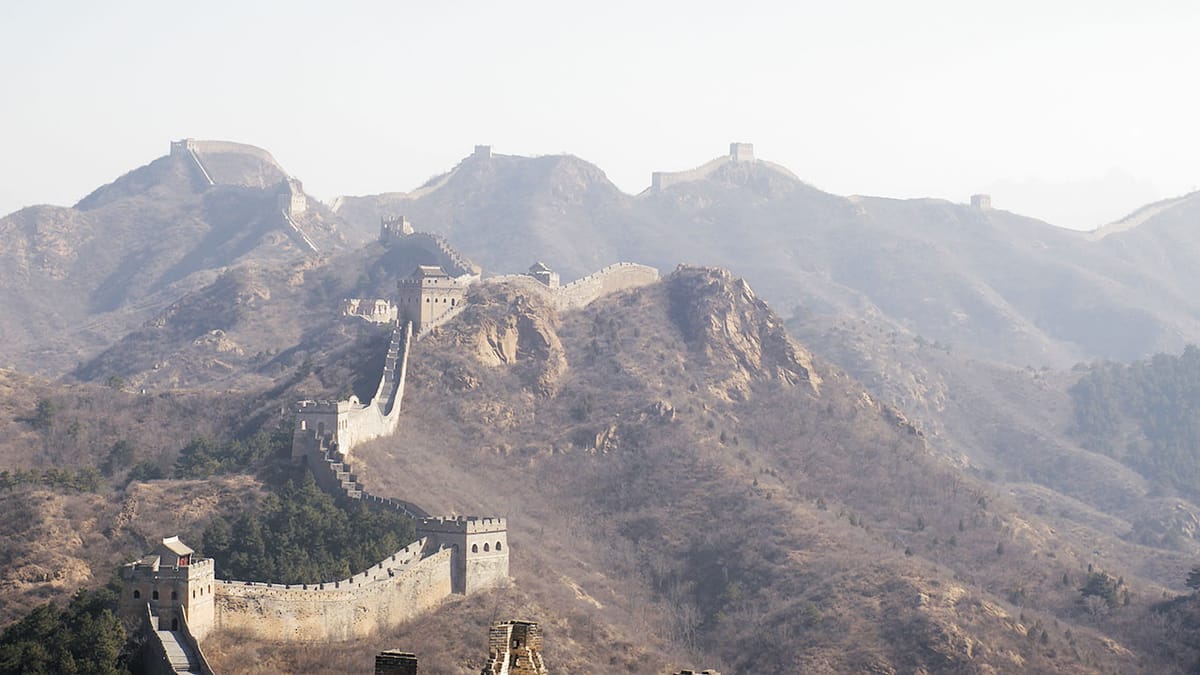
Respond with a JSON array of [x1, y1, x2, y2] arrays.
[[206, 268, 1188, 672]]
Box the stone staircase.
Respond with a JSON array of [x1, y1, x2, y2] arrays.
[[155, 628, 203, 674], [316, 434, 363, 499]]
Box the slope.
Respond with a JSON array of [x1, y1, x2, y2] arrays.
[[0, 142, 346, 376], [335, 146, 1200, 367], [207, 267, 1184, 673]]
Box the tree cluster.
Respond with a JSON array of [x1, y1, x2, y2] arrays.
[[200, 472, 416, 585], [174, 428, 291, 479], [0, 588, 127, 675], [1070, 345, 1200, 498]]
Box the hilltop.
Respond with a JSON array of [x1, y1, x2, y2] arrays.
[[0, 140, 347, 375], [335, 144, 1200, 366]]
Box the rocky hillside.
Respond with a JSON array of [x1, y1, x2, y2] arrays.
[[336, 148, 1200, 367], [204, 267, 1191, 673], [0, 142, 346, 376]]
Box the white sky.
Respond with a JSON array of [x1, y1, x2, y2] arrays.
[[1, 0, 1197, 230]]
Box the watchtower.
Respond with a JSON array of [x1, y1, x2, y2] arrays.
[[474, 145, 493, 159], [396, 266, 465, 333], [380, 215, 415, 243], [729, 142, 755, 162], [277, 178, 307, 217], [971, 194, 992, 210], [417, 516, 508, 594], [527, 261, 559, 289], [170, 139, 198, 156], [482, 620, 547, 675], [118, 536, 216, 640]]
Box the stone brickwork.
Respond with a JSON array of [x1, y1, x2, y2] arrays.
[[490, 262, 659, 312], [118, 537, 216, 641], [378, 219, 482, 282], [343, 298, 399, 325], [397, 266, 468, 334], [277, 178, 307, 217], [214, 544, 453, 642], [482, 621, 548, 675], [293, 321, 410, 466], [417, 517, 509, 594]]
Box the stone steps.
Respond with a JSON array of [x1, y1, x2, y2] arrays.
[[156, 629, 202, 674]]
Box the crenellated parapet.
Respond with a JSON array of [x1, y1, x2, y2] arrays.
[[486, 262, 660, 312]]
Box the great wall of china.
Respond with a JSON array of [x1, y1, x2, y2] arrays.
[[119, 169, 661, 672]]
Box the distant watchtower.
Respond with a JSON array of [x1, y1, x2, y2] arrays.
[[474, 145, 493, 159], [118, 536, 215, 640], [380, 215, 415, 243], [527, 261, 559, 289], [277, 178, 307, 217], [971, 194, 992, 210], [729, 142, 755, 162], [396, 266, 466, 333]]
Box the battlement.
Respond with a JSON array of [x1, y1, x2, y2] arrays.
[[277, 178, 307, 217], [417, 516, 507, 534], [380, 215, 414, 242], [296, 397, 361, 415], [343, 298, 399, 325], [483, 620, 547, 675], [730, 142, 755, 162], [170, 138, 199, 156]]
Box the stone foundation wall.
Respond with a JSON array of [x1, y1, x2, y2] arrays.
[[485, 263, 659, 312], [557, 263, 659, 310], [214, 545, 452, 642]]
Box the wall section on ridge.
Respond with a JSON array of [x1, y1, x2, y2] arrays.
[[214, 546, 452, 642]]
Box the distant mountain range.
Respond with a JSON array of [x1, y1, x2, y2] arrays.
[[4, 139, 1200, 376]]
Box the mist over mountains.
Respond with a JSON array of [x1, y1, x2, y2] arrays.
[[5, 139, 1200, 376], [6, 138, 1200, 672]]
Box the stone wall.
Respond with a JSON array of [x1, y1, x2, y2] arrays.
[[485, 263, 659, 313], [651, 157, 728, 191], [214, 543, 452, 642], [343, 298, 399, 325], [556, 263, 659, 310], [403, 232, 482, 279], [293, 321, 410, 465]]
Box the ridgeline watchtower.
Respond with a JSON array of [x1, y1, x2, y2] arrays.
[[396, 266, 466, 333]]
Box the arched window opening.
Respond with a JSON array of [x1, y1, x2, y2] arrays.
[[152, 590, 159, 600], [133, 590, 141, 599], [171, 590, 177, 600], [471, 544, 479, 553], [483, 543, 490, 552], [496, 542, 503, 551]]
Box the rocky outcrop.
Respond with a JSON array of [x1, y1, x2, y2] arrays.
[[667, 265, 820, 399], [446, 285, 568, 397]]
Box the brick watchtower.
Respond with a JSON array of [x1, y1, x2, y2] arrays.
[[118, 536, 216, 639]]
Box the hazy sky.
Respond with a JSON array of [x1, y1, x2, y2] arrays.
[[2, 1, 1197, 229]]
